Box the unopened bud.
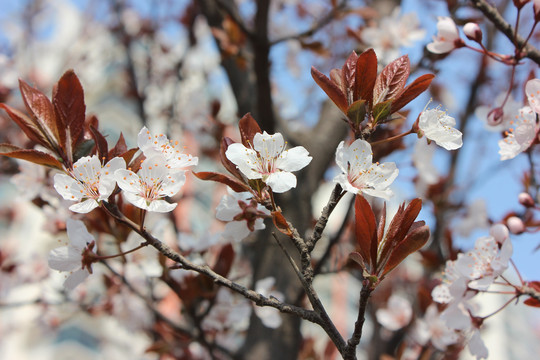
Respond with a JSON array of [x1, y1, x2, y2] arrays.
[[463, 23, 482, 42], [490, 223, 509, 244], [487, 107, 504, 126], [512, 0, 531, 10], [518, 192, 535, 207], [506, 216, 525, 234]]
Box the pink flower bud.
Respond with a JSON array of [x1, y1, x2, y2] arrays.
[[463, 23, 482, 42], [490, 224, 509, 244], [518, 192, 535, 207], [487, 107, 504, 126], [535, 0, 540, 21], [512, 0, 530, 10], [506, 216, 525, 234]]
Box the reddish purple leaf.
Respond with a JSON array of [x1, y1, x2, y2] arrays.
[[391, 74, 435, 113], [373, 55, 410, 105], [238, 113, 261, 147], [220, 137, 245, 180], [354, 48, 378, 104], [342, 51, 358, 97], [0, 143, 63, 169], [382, 221, 430, 277], [354, 195, 377, 271], [311, 66, 348, 112], [19, 79, 60, 149], [53, 70, 86, 150], [212, 244, 235, 278], [272, 211, 292, 236], [192, 171, 250, 192], [109, 133, 128, 159], [89, 125, 109, 161], [0, 103, 52, 148]]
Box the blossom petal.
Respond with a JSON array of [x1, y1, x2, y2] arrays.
[[253, 132, 285, 158], [278, 146, 312, 172], [115, 169, 141, 193], [222, 221, 251, 242], [54, 173, 84, 201], [66, 218, 95, 250], [48, 246, 81, 271], [225, 143, 262, 179], [63, 269, 90, 290], [526, 78, 540, 114], [69, 199, 99, 214], [147, 199, 177, 213], [266, 171, 297, 193]]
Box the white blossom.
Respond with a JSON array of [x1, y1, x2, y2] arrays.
[[137, 126, 198, 172], [225, 131, 312, 193], [412, 304, 459, 351], [48, 219, 95, 289], [418, 108, 463, 150], [526, 78, 540, 115], [254, 277, 284, 329], [54, 155, 126, 213], [427, 16, 461, 54], [333, 139, 398, 199], [375, 295, 413, 331], [360, 8, 426, 65], [498, 106, 538, 160], [215, 189, 270, 242], [115, 154, 185, 212]]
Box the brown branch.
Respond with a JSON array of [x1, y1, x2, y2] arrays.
[[101, 201, 318, 323], [343, 283, 372, 360], [470, 0, 540, 65], [307, 183, 345, 252]]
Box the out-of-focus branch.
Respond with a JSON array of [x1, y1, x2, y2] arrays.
[[111, 0, 148, 125], [197, 0, 257, 117], [270, 0, 349, 45], [470, 0, 540, 65]]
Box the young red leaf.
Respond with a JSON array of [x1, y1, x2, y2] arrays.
[[330, 68, 346, 95], [390, 74, 435, 113], [118, 148, 138, 167], [373, 55, 410, 105], [53, 70, 86, 150], [89, 125, 108, 161], [220, 137, 245, 180], [377, 199, 422, 272], [0, 103, 53, 148], [354, 48, 378, 104], [342, 51, 358, 97], [238, 113, 261, 147], [354, 195, 377, 271], [18, 79, 60, 150], [0, 143, 64, 169], [212, 244, 235, 278], [108, 133, 128, 159], [272, 211, 292, 236], [382, 221, 430, 277], [192, 171, 250, 192], [311, 66, 348, 112]]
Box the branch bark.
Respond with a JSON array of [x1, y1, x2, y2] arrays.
[[470, 0, 540, 65]]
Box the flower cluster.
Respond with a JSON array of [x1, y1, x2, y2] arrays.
[[498, 79, 540, 160], [430, 224, 513, 358]]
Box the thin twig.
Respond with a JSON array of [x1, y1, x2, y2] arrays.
[[470, 0, 540, 65], [307, 183, 345, 252], [101, 201, 318, 323]]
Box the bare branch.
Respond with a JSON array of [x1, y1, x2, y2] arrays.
[[470, 0, 540, 65]]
